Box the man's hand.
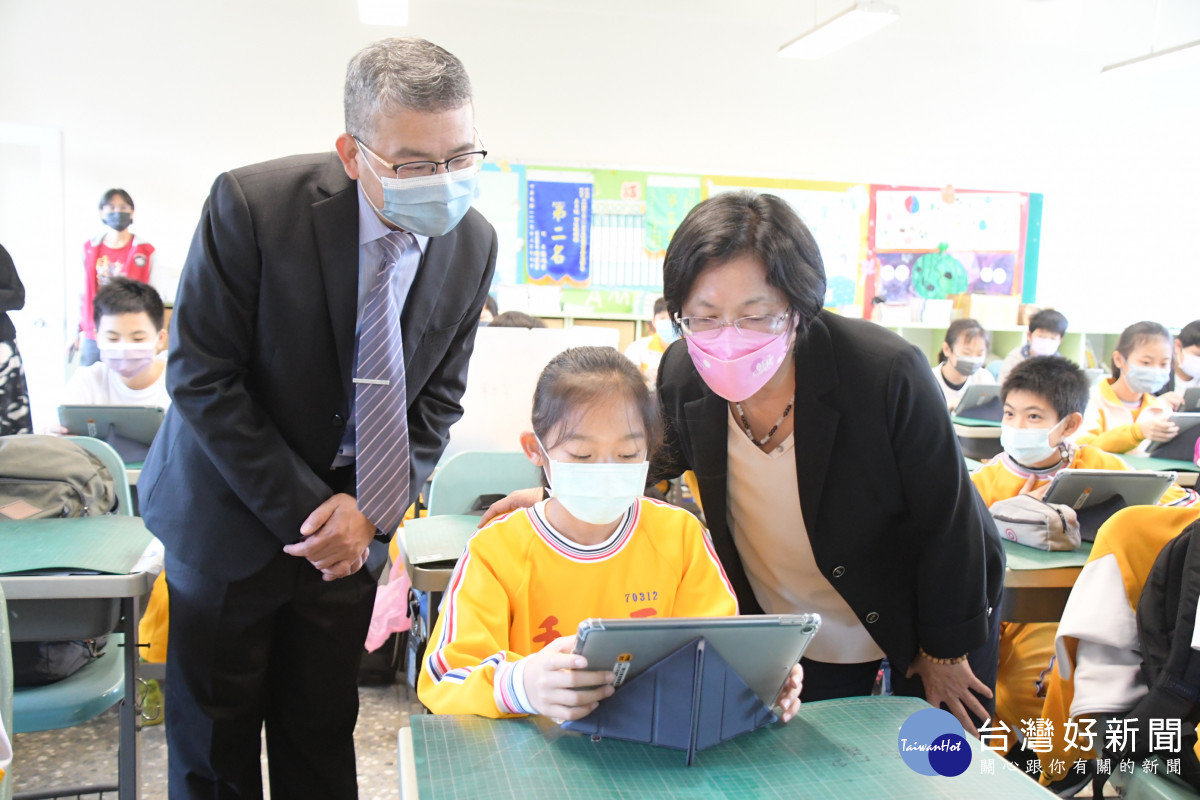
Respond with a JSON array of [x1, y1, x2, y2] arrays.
[[905, 653, 992, 737], [283, 493, 376, 581], [479, 487, 544, 527], [522, 635, 615, 721]]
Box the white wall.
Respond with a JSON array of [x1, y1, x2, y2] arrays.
[[1, 0, 1197, 356]]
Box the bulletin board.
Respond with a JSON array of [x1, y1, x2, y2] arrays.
[[473, 162, 1044, 314]]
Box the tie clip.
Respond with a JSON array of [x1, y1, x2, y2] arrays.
[[353, 378, 391, 386]]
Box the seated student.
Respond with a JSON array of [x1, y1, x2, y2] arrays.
[[1035, 504, 1200, 789], [61, 276, 170, 410], [1078, 321, 1178, 456], [971, 357, 1197, 756], [479, 294, 498, 325], [1161, 319, 1200, 409], [488, 310, 546, 329], [933, 318, 997, 412], [418, 346, 803, 720], [623, 297, 677, 391], [998, 308, 1069, 385]]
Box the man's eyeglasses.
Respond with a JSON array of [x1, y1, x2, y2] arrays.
[[675, 313, 791, 339], [355, 136, 487, 179]]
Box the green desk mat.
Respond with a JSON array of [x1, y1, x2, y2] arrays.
[[1002, 538, 1091, 570], [0, 516, 152, 575], [411, 696, 1053, 799], [1122, 455, 1200, 473], [403, 515, 479, 566], [951, 415, 1002, 428]]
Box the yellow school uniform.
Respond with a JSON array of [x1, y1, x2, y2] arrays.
[[1077, 378, 1170, 456], [971, 446, 1198, 741], [418, 497, 738, 717], [1037, 505, 1200, 784]]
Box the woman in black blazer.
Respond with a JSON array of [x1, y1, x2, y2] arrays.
[[652, 191, 1004, 734]]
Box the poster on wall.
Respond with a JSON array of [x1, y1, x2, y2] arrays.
[[476, 164, 525, 286], [526, 170, 593, 285], [645, 174, 701, 254], [868, 187, 1035, 309], [704, 177, 870, 310]]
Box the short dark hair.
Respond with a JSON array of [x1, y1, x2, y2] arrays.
[[662, 192, 826, 336], [482, 294, 498, 317], [489, 310, 545, 329], [1029, 309, 1068, 337], [652, 297, 667, 316], [1178, 320, 1200, 349], [1002, 356, 1090, 420], [99, 189, 134, 210], [1112, 321, 1171, 378], [93, 277, 164, 331], [938, 318, 987, 364], [532, 346, 661, 461]]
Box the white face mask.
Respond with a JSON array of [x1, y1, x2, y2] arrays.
[[537, 436, 649, 525], [1001, 419, 1065, 466], [1179, 352, 1200, 380], [1029, 338, 1060, 357]]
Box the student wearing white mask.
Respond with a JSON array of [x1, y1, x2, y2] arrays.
[[933, 318, 998, 412], [997, 308, 1069, 384], [1160, 320, 1200, 410], [624, 296, 678, 391], [418, 345, 804, 720], [1079, 321, 1178, 456], [60, 277, 169, 411]]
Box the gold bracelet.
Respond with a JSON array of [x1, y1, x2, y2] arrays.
[[919, 647, 969, 666]]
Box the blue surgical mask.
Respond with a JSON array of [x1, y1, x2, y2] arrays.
[[366, 164, 479, 237], [1001, 420, 1065, 466], [537, 436, 648, 525], [1124, 365, 1170, 395], [654, 319, 679, 345]]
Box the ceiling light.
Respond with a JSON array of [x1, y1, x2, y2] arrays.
[[358, 0, 408, 26], [778, 1, 900, 60], [1100, 38, 1200, 77]]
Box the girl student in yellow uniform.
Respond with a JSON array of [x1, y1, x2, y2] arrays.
[[1078, 321, 1179, 456], [418, 346, 803, 720]]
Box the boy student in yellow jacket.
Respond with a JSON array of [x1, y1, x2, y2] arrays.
[[418, 346, 804, 720], [1078, 321, 1179, 455], [1035, 505, 1200, 790], [623, 297, 676, 391], [971, 357, 1197, 759], [933, 318, 998, 412]]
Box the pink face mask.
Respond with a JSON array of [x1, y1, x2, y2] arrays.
[[684, 327, 791, 402], [99, 343, 157, 379]]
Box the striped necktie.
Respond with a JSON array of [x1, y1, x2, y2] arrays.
[[355, 230, 416, 536]]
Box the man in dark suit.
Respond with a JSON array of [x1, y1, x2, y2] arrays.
[[138, 38, 496, 798]]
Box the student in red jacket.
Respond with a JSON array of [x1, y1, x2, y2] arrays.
[[79, 188, 155, 366]]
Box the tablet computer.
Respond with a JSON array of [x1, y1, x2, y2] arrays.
[[58, 405, 165, 445], [572, 613, 821, 709], [1043, 469, 1176, 541], [1146, 412, 1200, 460], [1182, 388, 1200, 413], [954, 384, 1002, 423]]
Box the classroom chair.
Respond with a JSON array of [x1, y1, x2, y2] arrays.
[[8, 437, 139, 797], [425, 450, 543, 516], [1, 584, 13, 800]]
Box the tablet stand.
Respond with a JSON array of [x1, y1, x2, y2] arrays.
[[562, 637, 778, 765]]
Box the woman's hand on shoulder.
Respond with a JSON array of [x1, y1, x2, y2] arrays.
[[905, 653, 992, 737], [522, 635, 615, 721], [479, 487, 544, 527]]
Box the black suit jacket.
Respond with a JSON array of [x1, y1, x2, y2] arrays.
[[653, 310, 1004, 674], [139, 153, 497, 581]]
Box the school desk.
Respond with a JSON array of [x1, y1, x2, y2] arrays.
[[0, 516, 157, 799], [398, 696, 1056, 799], [1000, 539, 1091, 623], [952, 416, 1003, 461], [1121, 454, 1199, 488]]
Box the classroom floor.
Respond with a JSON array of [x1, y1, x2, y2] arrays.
[[9, 681, 1123, 799], [8, 682, 423, 799]]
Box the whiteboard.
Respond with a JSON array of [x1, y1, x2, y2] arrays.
[[442, 326, 621, 460]]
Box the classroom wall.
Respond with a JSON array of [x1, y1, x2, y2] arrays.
[[1, 0, 1197, 334]]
